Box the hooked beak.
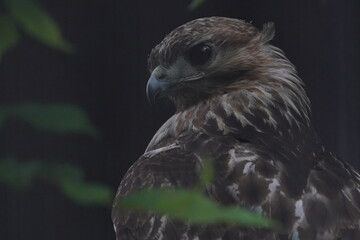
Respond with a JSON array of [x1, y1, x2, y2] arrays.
[[146, 65, 205, 105], [146, 72, 172, 105]]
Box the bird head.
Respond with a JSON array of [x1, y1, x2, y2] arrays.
[[147, 17, 308, 117]]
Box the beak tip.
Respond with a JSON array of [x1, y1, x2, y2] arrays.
[[146, 73, 169, 105], [146, 78, 156, 105], [146, 90, 156, 105]]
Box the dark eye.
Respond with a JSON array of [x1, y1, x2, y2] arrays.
[[187, 44, 212, 66]]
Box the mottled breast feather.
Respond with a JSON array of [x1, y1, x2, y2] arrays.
[[113, 17, 360, 240]]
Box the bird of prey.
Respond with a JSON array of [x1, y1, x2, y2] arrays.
[[112, 17, 360, 240]]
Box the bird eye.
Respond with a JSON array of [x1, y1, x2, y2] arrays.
[[187, 44, 212, 66]]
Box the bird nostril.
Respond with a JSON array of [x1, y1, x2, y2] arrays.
[[157, 73, 166, 80]]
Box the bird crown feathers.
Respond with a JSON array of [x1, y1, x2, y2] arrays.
[[260, 22, 275, 43]]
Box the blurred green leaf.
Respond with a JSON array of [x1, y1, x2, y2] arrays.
[[117, 189, 279, 228], [0, 158, 114, 206], [0, 14, 19, 56], [0, 158, 42, 188], [0, 103, 98, 136], [5, 0, 73, 52], [188, 0, 205, 10], [197, 157, 214, 189], [43, 162, 84, 183], [61, 181, 113, 206]]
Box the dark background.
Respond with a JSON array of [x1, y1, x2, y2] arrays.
[[0, 0, 359, 239]]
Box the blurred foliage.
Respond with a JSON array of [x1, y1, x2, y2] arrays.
[[117, 189, 278, 228], [0, 103, 110, 206], [0, 103, 98, 136], [0, 0, 73, 56], [116, 157, 279, 229], [0, 14, 19, 55], [0, 158, 113, 206], [197, 156, 214, 189], [0, 0, 108, 208], [189, 0, 206, 10]]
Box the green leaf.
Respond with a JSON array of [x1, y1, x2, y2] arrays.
[[188, 0, 205, 10], [0, 103, 98, 136], [5, 0, 73, 52], [42, 162, 84, 183], [0, 14, 19, 56], [117, 189, 279, 228], [197, 156, 214, 189], [42, 163, 113, 206], [0, 158, 42, 188], [0, 158, 114, 206], [61, 181, 113, 206]]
